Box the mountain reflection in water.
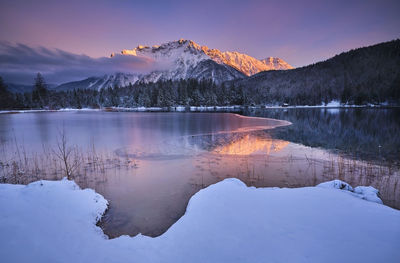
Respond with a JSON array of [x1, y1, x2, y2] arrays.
[[214, 134, 289, 155]]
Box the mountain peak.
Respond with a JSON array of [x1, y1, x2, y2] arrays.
[[118, 39, 293, 76], [120, 39, 204, 57], [260, 57, 294, 70]]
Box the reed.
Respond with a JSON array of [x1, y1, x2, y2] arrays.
[[0, 132, 138, 188]]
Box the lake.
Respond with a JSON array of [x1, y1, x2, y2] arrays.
[[0, 109, 399, 238]]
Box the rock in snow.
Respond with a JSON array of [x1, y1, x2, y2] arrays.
[[317, 179, 383, 204], [317, 179, 355, 191], [0, 178, 399, 263]]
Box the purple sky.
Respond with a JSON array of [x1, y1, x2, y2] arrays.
[[0, 0, 399, 78]]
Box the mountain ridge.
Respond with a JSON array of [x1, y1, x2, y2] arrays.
[[55, 39, 292, 91], [120, 39, 293, 76]]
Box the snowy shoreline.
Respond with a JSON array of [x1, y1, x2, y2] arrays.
[[1, 102, 399, 114], [0, 178, 399, 263]]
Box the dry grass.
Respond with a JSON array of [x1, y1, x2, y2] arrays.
[[0, 132, 138, 188]]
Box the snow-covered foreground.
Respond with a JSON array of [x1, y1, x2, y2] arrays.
[[0, 179, 399, 263]]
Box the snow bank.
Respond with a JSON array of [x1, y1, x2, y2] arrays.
[[1, 103, 394, 115], [0, 108, 99, 114], [0, 179, 108, 262], [325, 100, 341, 107], [0, 179, 399, 263]]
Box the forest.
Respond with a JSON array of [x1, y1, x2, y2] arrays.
[[1, 73, 399, 110], [0, 75, 248, 109], [234, 40, 400, 105]]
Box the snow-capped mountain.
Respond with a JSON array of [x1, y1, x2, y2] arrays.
[[139, 59, 244, 84], [118, 39, 246, 83], [120, 39, 293, 77], [55, 39, 292, 91], [202, 49, 293, 76]]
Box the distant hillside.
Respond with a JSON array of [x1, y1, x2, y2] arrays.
[[6, 82, 57, 93], [235, 40, 400, 105], [54, 74, 138, 92], [5, 83, 34, 93]]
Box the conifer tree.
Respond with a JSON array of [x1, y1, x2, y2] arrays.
[[33, 73, 48, 107], [0, 76, 14, 109]]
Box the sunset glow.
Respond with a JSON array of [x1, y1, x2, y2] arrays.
[[214, 134, 289, 155], [1, 0, 399, 68], [0, 1, 399, 262]]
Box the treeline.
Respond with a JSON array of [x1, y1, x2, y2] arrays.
[[1, 72, 399, 110], [0, 74, 248, 109]]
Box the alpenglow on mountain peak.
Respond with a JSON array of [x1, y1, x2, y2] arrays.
[[56, 39, 293, 92], [118, 39, 293, 76]]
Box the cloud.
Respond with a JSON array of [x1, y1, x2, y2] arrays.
[[0, 42, 158, 84]]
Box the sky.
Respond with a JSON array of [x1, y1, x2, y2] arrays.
[[0, 0, 399, 84]]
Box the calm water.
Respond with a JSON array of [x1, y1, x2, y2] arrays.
[[240, 107, 400, 163], [0, 109, 399, 238]]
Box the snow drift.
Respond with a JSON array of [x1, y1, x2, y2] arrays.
[[0, 178, 399, 263]]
